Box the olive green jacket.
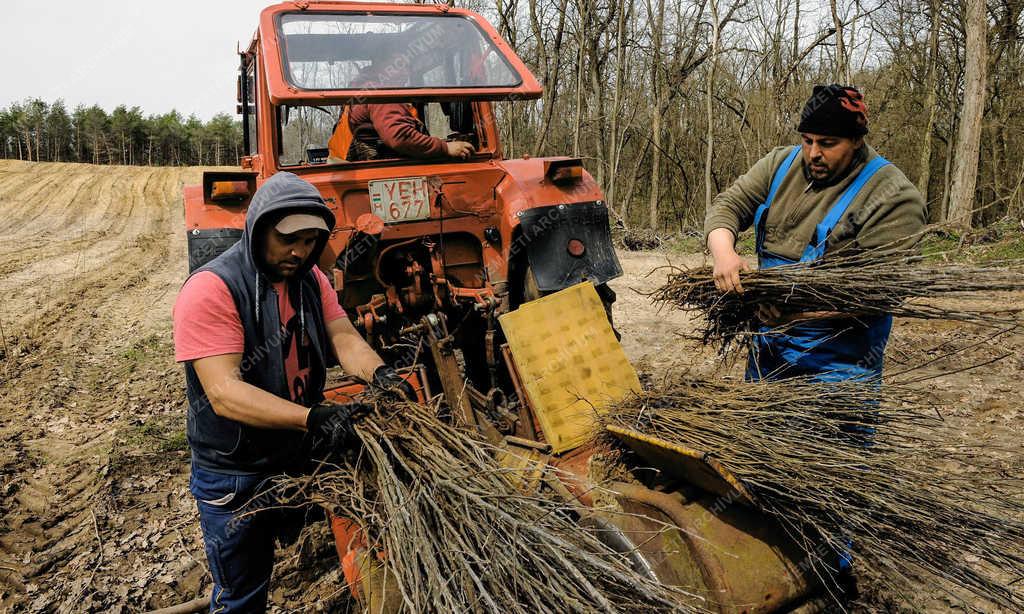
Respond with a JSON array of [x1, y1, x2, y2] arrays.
[[704, 145, 926, 260]]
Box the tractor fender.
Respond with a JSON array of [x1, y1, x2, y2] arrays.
[[183, 172, 255, 272], [495, 158, 622, 292]]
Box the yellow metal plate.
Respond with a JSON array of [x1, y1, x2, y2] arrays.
[[499, 282, 641, 453], [605, 424, 756, 507]]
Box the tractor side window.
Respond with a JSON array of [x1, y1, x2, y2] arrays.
[[278, 104, 344, 166], [244, 61, 258, 156]]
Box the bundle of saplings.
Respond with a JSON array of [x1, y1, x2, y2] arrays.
[[268, 398, 700, 613], [650, 251, 1024, 352], [602, 375, 1024, 610]]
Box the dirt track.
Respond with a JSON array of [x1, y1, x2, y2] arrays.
[[0, 160, 1021, 612], [0, 160, 210, 612]]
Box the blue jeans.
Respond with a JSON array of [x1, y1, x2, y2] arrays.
[[189, 466, 314, 613]]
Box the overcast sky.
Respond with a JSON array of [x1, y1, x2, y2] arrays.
[[0, 0, 278, 120]]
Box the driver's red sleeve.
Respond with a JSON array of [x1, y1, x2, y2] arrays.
[[369, 104, 447, 158]]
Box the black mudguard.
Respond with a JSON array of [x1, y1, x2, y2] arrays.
[[187, 228, 243, 273], [518, 201, 623, 292]]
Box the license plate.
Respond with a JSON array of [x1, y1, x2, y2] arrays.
[[368, 177, 430, 223]]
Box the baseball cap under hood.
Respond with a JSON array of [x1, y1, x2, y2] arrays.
[[241, 171, 336, 278]]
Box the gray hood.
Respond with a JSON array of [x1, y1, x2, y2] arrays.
[[243, 171, 336, 279]]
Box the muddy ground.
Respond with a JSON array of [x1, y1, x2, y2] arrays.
[[0, 160, 1021, 612]]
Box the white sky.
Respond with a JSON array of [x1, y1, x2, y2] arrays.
[[0, 1, 278, 120]]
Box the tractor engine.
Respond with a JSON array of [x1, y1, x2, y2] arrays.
[[338, 230, 491, 336]]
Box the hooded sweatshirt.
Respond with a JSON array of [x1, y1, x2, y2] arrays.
[[179, 172, 337, 475]]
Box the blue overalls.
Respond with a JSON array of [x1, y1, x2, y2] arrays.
[[747, 147, 893, 575], [745, 146, 893, 384]]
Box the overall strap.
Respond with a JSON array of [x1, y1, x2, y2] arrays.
[[805, 154, 891, 259], [754, 146, 802, 254]]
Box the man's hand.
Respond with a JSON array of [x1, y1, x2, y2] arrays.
[[445, 141, 475, 160], [371, 365, 416, 402], [756, 303, 785, 326], [306, 401, 372, 451], [707, 228, 750, 294]]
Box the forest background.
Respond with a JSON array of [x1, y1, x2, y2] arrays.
[[0, 0, 1015, 232]]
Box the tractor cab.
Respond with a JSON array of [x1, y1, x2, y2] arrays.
[[266, 9, 535, 167], [185, 2, 622, 417]]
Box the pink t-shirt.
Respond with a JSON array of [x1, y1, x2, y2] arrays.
[[173, 266, 346, 403]]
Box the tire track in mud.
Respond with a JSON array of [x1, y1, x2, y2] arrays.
[[0, 163, 72, 236], [0, 161, 210, 611]]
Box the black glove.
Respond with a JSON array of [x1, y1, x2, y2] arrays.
[[306, 401, 371, 451], [371, 365, 416, 401]]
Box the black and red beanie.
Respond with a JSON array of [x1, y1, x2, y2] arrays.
[[797, 84, 869, 138]]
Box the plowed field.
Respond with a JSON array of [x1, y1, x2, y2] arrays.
[[0, 160, 1020, 612]]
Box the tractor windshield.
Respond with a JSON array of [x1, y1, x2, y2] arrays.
[[278, 13, 522, 91]]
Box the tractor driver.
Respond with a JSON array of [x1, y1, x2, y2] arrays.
[[705, 84, 926, 383], [172, 171, 411, 612], [326, 47, 475, 162], [344, 102, 475, 161]]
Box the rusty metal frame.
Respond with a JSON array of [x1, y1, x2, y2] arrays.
[[608, 481, 732, 609]]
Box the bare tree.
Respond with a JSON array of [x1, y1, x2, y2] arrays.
[[607, 0, 634, 216], [528, 0, 569, 155], [947, 0, 988, 229], [916, 0, 941, 213], [829, 0, 849, 83], [705, 0, 722, 215], [648, 0, 666, 230]]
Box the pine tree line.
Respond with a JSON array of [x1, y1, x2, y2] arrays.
[[0, 99, 242, 167]]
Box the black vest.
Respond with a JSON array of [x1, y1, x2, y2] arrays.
[[184, 241, 329, 475]]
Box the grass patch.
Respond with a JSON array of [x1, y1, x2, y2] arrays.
[[972, 234, 1024, 263], [662, 234, 704, 254], [735, 231, 756, 256], [114, 414, 188, 459], [920, 221, 1024, 263], [920, 231, 961, 260], [119, 334, 168, 375], [660, 230, 756, 256]]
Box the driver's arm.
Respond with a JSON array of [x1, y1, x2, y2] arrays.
[[370, 104, 448, 158], [369, 104, 474, 159]]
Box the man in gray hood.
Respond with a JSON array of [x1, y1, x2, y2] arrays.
[[172, 171, 408, 612]]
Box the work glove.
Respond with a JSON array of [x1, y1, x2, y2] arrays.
[[370, 365, 416, 402], [306, 400, 372, 452]]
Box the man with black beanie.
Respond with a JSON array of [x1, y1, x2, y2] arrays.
[[704, 84, 925, 383], [704, 83, 926, 596]]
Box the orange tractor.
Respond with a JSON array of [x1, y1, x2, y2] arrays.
[[183, 2, 823, 611]]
